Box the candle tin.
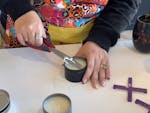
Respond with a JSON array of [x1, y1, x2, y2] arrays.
[[64, 57, 87, 82], [0, 89, 10, 113], [43, 93, 71, 113]]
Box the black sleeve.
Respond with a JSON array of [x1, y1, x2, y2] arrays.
[[0, 0, 9, 9], [83, 0, 141, 51], [1, 0, 34, 21]]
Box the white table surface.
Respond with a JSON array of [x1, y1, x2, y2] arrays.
[[0, 32, 150, 113]]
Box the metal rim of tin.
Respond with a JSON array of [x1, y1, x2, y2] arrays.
[[42, 93, 71, 113], [137, 14, 150, 24], [64, 57, 87, 71], [0, 89, 10, 113]]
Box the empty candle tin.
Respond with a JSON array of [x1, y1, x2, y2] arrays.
[[64, 57, 87, 82], [0, 89, 10, 113], [43, 93, 71, 113]]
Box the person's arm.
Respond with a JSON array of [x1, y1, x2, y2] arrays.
[[0, 0, 9, 9], [1, 0, 33, 21], [83, 0, 141, 51], [77, 0, 141, 88], [1, 0, 46, 46]]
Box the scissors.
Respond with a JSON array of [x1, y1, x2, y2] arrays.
[[27, 37, 83, 69]]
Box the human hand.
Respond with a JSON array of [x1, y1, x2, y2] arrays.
[[14, 11, 46, 46], [75, 41, 110, 88]]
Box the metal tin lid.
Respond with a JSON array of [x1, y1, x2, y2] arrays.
[[43, 93, 71, 113], [0, 89, 10, 112]]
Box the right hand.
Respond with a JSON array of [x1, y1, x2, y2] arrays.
[[14, 11, 46, 46]]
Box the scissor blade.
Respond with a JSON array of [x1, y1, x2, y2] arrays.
[[27, 37, 83, 69], [51, 48, 70, 59], [51, 48, 83, 69]]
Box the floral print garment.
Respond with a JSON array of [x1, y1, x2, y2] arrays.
[[0, 0, 108, 48]]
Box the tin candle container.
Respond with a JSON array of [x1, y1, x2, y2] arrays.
[[43, 93, 71, 113], [64, 57, 87, 82], [0, 89, 10, 113]]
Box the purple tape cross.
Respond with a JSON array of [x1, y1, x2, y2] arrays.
[[113, 77, 147, 102], [135, 99, 150, 113]]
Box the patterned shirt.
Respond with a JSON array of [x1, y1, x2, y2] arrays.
[[0, 0, 108, 48]]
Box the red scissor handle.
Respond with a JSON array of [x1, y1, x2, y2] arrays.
[[27, 37, 55, 52]]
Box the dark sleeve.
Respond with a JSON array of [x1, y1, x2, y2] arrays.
[[83, 0, 141, 51], [0, 0, 9, 9], [1, 0, 34, 21]]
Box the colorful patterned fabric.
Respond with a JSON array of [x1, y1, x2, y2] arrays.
[[0, 16, 23, 48], [36, 0, 108, 27], [0, 0, 108, 48]]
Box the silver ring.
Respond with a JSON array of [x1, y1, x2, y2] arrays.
[[35, 34, 43, 39], [100, 64, 107, 70]]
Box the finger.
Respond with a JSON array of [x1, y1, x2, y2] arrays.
[[21, 31, 29, 43], [22, 33, 28, 42], [16, 33, 26, 46], [91, 56, 101, 88], [105, 59, 111, 80], [27, 31, 36, 45], [82, 56, 94, 84], [35, 33, 43, 46], [41, 21, 47, 38], [99, 52, 107, 86], [42, 29, 47, 39], [99, 63, 106, 86], [34, 24, 45, 46], [91, 72, 98, 89], [103, 50, 110, 80]]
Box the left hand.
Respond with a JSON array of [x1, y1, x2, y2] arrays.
[[75, 41, 110, 88]]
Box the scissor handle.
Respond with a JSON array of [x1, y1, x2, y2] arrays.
[[27, 37, 55, 52]]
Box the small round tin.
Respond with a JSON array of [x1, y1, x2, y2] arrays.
[[0, 89, 10, 113], [43, 93, 71, 113], [64, 57, 87, 82]]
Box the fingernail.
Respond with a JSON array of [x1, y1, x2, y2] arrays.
[[82, 79, 87, 84], [101, 81, 106, 87], [107, 76, 110, 80], [22, 42, 26, 46], [95, 85, 99, 89]]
